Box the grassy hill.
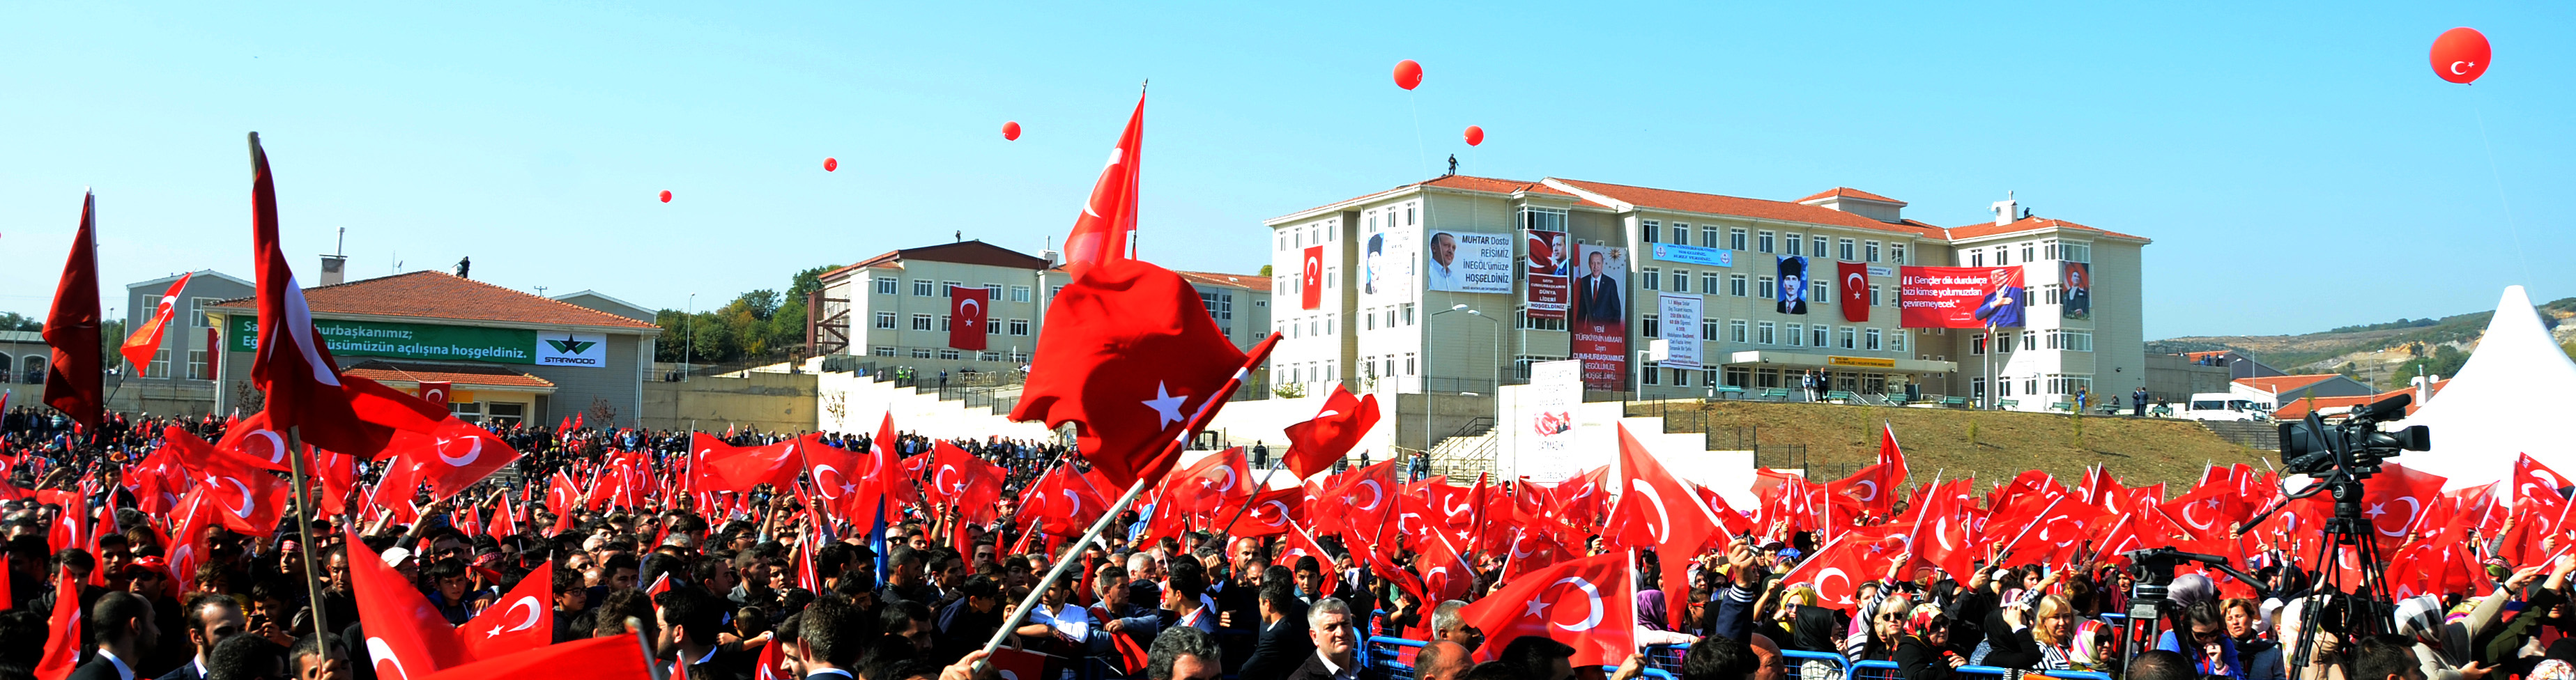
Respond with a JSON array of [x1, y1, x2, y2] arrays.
[[1643, 401, 2274, 494], [2149, 297, 2576, 389]]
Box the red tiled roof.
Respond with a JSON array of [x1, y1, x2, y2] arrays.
[[1796, 187, 1908, 206], [2232, 373, 2343, 395], [819, 240, 1054, 282], [208, 272, 659, 330], [1174, 270, 1264, 290], [340, 360, 557, 389], [1547, 179, 1942, 238], [1946, 216, 2147, 242], [1270, 175, 1593, 222], [2269, 382, 2446, 419]]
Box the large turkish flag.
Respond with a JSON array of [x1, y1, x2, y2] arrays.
[[1301, 245, 1324, 309], [1839, 261, 1870, 322], [950, 285, 989, 351], [1009, 258, 1250, 489]]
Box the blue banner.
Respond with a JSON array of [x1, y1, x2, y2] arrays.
[[1648, 243, 1733, 268]]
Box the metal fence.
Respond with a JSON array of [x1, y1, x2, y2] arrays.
[[1753, 444, 1809, 470]]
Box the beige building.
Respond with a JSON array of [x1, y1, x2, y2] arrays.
[[1266, 174, 2150, 448], [808, 240, 1271, 386]]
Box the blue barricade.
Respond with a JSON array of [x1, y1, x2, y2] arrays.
[[1779, 649, 1853, 680], [1365, 636, 1425, 680]]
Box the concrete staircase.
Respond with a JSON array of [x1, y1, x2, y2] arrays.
[[1425, 429, 1498, 481], [2200, 420, 2280, 450]]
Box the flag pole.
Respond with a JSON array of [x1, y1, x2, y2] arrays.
[[974, 332, 1280, 671], [284, 426, 331, 637], [1214, 456, 1290, 537]]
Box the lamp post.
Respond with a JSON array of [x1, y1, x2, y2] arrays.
[[1432, 304, 1502, 451], [684, 293, 696, 382]]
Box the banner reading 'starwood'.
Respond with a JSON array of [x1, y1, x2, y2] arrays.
[[231, 316, 608, 368]]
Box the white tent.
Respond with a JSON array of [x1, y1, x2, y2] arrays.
[[2392, 286, 2576, 489]]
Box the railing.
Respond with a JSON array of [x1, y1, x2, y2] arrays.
[[1450, 417, 1494, 439], [1753, 444, 1808, 470]]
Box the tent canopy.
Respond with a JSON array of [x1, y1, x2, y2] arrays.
[[2391, 286, 2576, 489]]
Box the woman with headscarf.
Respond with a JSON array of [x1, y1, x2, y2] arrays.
[[2067, 619, 2116, 674], [1894, 603, 1966, 680], [1634, 589, 1702, 647]]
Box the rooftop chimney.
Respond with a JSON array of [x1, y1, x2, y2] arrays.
[[1991, 191, 2018, 226], [318, 227, 348, 286]]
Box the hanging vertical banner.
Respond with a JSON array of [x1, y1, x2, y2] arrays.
[[948, 285, 988, 350], [1658, 293, 1702, 370], [1301, 245, 1324, 310], [2061, 262, 2092, 321], [1571, 245, 1630, 391], [1364, 234, 1387, 295], [1776, 256, 1810, 315], [1515, 360, 1583, 481], [1899, 265, 2027, 328], [1839, 261, 1871, 323], [1524, 229, 1570, 319]]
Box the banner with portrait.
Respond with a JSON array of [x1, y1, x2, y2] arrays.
[[1899, 265, 2027, 328], [1524, 229, 1570, 319], [2062, 262, 2092, 321], [1776, 256, 1810, 315], [1425, 230, 1512, 293], [1572, 245, 1630, 391]]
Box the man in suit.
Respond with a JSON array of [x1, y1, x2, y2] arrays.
[[1574, 251, 1623, 323], [1282, 598, 1357, 680], [2063, 265, 2091, 320], [793, 599, 864, 679], [1238, 580, 1312, 680], [155, 593, 245, 680], [1973, 268, 2026, 328], [1776, 257, 1809, 315], [75, 592, 161, 680], [657, 587, 756, 680]]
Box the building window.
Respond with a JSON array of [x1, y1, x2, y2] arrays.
[[1730, 228, 1748, 251], [1671, 368, 1691, 387], [875, 311, 896, 330], [2023, 243, 2037, 263], [1996, 248, 2010, 266], [988, 318, 1002, 335], [910, 348, 933, 358], [940, 316, 953, 332], [1516, 310, 1566, 331], [1641, 267, 1661, 291], [872, 346, 896, 357], [2062, 242, 2092, 263], [1866, 241, 1883, 263], [1785, 323, 1804, 346], [1838, 238, 1856, 261], [1811, 236, 1827, 257], [187, 350, 210, 380], [910, 314, 933, 331], [1890, 244, 1906, 264], [1643, 364, 1660, 385], [1814, 325, 1830, 348], [983, 284, 1004, 299], [1701, 317, 1720, 341], [1725, 366, 1751, 389], [1784, 233, 1802, 256], [1869, 285, 1883, 306], [1670, 269, 1689, 293], [2000, 379, 2013, 397], [1404, 353, 1417, 376], [2053, 330, 2094, 352], [1729, 275, 1748, 297], [1702, 272, 1722, 293], [1758, 231, 1775, 254], [913, 279, 935, 296], [976, 351, 999, 362], [1641, 314, 1661, 337], [1996, 332, 2014, 353], [875, 277, 898, 295], [1972, 377, 1986, 399], [2024, 330, 2038, 351], [1758, 275, 1775, 299], [191, 298, 220, 328], [1729, 320, 1748, 343], [1866, 328, 1883, 350], [942, 281, 963, 296], [1402, 303, 1416, 325], [1970, 251, 1985, 268], [2026, 378, 2039, 396], [1050, 285, 1063, 300], [1011, 286, 1031, 302], [1972, 333, 1986, 355], [1671, 222, 1690, 245], [939, 349, 961, 360], [1891, 332, 1906, 352], [1641, 219, 1662, 244], [1010, 348, 1030, 362], [1757, 321, 1777, 345], [1365, 311, 1377, 331], [147, 348, 170, 378], [1702, 227, 1721, 248], [1813, 279, 1829, 304]]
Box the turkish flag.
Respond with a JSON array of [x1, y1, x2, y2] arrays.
[[950, 285, 990, 351], [2356, 463, 2448, 550], [204, 415, 300, 473], [1417, 529, 1475, 604], [390, 419, 524, 501], [417, 381, 453, 408], [248, 135, 401, 457], [43, 192, 105, 431], [1061, 93, 1143, 281], [801, 434, 871, 523], [1301, 245, 1324, 310], [1778, 536, 1878, 612], [1009, 258, 1251, 490], [1606, 424, 1720, 627], [868, 414, 919, 513], [1224, 487, 1303, 539], [1283, 385, 1379, 480], [1458, 552, 1633, 667], [489, 491, 520, 539], [696, 433, 802, 493], [121, 272, 193, 376], [1551, 467, 1611, 529], [1164, 447, 1252, 518], [1910, 479, 1980, 581], [350, 530, 475, 678], [417, 636, 650, 680], [1498, 520, 1571, 581], [546, 470, 583, 518], [33, 566, 80, 679], [1279, 523, 1335, 585], [1024, 463, 1110, 536], [930, 442, 1009, 525], [1839, 261, 1869, 323]]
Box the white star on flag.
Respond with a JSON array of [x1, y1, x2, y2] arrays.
[[1144, 382, 1188, 428], [1524, 597, 1549, 618]]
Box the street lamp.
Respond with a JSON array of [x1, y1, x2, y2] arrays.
[[1432, 304, 1503, 456], [684, 293, 696, 383]]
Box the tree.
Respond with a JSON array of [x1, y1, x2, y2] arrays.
[[0, 312, 40, 332], [786, 264, 837, 303]]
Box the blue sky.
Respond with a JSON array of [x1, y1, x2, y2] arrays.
[[0, 2, 2567, 339]]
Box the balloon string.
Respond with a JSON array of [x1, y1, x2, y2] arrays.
[[2467, 86, 2535, 284], [1410, 91, 1429, 179]]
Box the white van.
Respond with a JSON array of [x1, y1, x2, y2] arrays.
[[2179, 392, 2270, 422]]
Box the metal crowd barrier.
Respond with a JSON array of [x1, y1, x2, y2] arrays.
[[1365, 636, 1673, 680]]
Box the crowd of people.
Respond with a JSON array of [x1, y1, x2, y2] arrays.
[[0, 406, 2555, 680]]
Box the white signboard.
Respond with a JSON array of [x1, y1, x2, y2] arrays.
[[1658, 293, 1703, 370], [535, 332, 611, 368], [1425, 231, 1514, 293], [1514, 360, 1584, 481]]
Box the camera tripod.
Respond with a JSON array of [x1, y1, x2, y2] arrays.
[[2286, 474, 2393, 674]]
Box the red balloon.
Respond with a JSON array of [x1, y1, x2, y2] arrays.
[[2430, 27, 2490, 84], [1464, 125, 1485, 146], [1393, 59, 1423, 91], [823, 157, 838, 171], [1002, 121, 1021, 141], [659, 190, 672, 203]]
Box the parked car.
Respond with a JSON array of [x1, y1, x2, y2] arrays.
[[2178, 392, 2271, 422]]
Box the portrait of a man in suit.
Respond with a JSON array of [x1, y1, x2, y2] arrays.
[[1574, 249, 1623, 323]]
